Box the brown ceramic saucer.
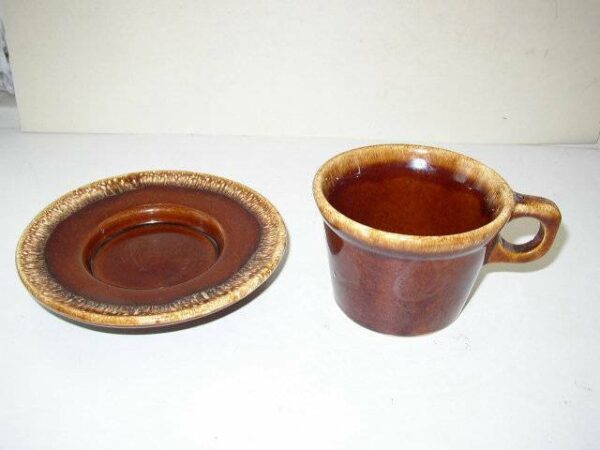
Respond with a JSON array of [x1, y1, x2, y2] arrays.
[[16, 171, 287, 329]]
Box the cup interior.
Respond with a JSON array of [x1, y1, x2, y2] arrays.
[[318, 145, 513, 238]]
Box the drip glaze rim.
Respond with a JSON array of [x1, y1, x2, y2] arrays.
[[313, 144, 516, 255]]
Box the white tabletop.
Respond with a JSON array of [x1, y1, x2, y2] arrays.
[[1, 129, 598, 449]]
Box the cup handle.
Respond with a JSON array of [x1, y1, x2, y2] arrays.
[[486, 193, 562, 264]]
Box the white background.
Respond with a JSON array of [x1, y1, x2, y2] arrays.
[[3, 0, 600, 142], [1, 125, 598, 448]]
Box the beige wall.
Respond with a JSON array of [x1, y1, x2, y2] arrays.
[[4, 0, 600, 143]]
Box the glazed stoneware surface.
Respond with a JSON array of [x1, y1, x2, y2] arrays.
[[314, 144, 561, 336], [16, 171, 287, 329]]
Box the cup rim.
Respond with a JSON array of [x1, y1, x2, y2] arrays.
[[313, 144, 516, 255]]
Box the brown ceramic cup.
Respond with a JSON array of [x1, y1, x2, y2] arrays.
[[313, 144, 561, 336]]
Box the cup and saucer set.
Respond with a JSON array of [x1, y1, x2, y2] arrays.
[[16, 144, 561, 336]]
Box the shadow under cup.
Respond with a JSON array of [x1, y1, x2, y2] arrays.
[[313, 144, 561, 336]]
